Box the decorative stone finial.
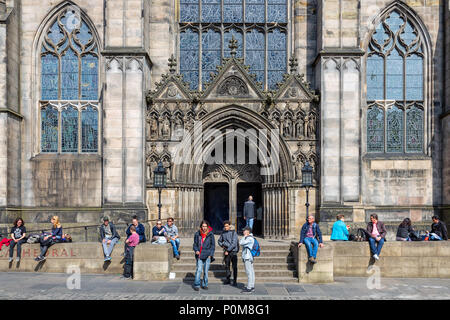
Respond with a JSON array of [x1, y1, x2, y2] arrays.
[[168, 55, 177, 73], [228, 36, 238, 58], [289, 56, 298, 74]]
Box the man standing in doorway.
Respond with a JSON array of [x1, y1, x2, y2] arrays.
[[243, 196, 256, 231]]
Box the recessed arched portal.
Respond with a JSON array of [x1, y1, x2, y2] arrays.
[[172, 105, 294, 238]]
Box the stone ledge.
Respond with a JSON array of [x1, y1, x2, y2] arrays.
[[292, 241, 450, 282], [0, 242, 172, 280]]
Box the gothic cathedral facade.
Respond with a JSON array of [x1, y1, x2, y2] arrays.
[[0, 0, 449, 238]]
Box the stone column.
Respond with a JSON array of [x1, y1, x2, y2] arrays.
[[124, 57, 145, 203], [103, 58, 124, 204]]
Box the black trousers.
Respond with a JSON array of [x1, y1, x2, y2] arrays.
[[124, 245, 135, 278], [224, 252, 238, 281], [9, 239, 27, 258]]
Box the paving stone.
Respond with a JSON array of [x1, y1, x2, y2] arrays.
[[0, 272, 449, 299]]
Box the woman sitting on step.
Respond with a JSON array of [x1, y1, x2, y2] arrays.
[[34, 216, 63, 262]]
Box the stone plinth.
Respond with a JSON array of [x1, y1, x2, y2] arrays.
[[133, 243, 172, 281], [292, 242, 334, 283]]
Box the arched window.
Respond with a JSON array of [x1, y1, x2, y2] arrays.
[[366, 9, 425, 154], [179, 0, 288, 90], [40, 7, 99, 153]]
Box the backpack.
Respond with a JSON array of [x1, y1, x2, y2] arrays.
[[249, 237, 260, 257], [354, 228, 368, 242], [409, 231, 422, 241]]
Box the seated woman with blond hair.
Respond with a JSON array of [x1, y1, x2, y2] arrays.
[[34, 216, 63, 262]]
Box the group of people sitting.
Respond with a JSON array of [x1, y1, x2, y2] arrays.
[[0, 216, 72, 263], [2, 212, 449, 288], [298, 213, 449, 262]]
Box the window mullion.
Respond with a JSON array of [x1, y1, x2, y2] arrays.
[[58, 104, 62, 154], [78, 104, 82, 153]]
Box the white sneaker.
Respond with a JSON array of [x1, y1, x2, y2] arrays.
[[16, 257, 20, 262], [8, 257, 13, 263], [373, 254, 379, 260]]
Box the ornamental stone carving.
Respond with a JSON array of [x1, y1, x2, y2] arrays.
[[217, 76, 249, 96]]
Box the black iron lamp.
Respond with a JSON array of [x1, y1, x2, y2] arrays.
[[153, 161, 167, 219], [301, 161, 314, 217]]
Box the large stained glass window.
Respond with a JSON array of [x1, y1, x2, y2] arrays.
[[40, 8, 99, 153], [179, 0, 288, 90], [366, 9, 425, 154]]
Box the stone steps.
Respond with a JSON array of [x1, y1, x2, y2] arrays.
[[171, 262, 296, 271], [171, 242, 298, 283]]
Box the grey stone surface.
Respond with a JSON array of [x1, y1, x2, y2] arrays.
[[0, 272, 449, 299]]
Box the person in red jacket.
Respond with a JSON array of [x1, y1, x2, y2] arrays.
[[192, 220, 215, 291]]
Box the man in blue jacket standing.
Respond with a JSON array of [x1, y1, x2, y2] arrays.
[[298, 215, 324, 263], [243, 195, 256, 231]]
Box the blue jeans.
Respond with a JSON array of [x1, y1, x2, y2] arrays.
[[194, 257, 211, 288], [429, 233, 442, 241], [169, 239, 180, 256], [102, 237, 119, 257], [246, 218, 254, 230], [368, 237, 385, 255], [303, 237, 319, 258]]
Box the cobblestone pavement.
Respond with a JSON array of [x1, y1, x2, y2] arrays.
[[0, 272, 449, 300]]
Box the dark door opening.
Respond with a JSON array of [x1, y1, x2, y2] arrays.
[[204, 183, 229, 233], [237, 183, 263, 236]]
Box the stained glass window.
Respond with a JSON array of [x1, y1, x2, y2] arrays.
[[367, 106, 384, 153], [61, 107, 79, 153], [41, 107, 59, 153], [406, 105, 423, 153], [268, 29, 287, 89], [179, 0, 288, 90], [81, 106, 99, 152], [386, 105, 404, 153], [366, 9, 425, 154], [40, 9, 99, 153]]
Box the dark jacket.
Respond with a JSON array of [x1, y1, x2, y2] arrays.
[[99, 222, 121, 241], [396, 225, 413, 239], [152, 226, 166, 238], [367, 221, 387, 239], [431, 220, 448, 240], [217, 226, 239, 253], [243, 200, 255, 219], [299, 222, 323, 244], [126, 223, 146, 243], [51, 226, 63, 242], [193, 228, 215, 260]]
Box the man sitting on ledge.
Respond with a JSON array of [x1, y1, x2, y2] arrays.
[[100, 216, 121, 262], [298, 215, 324, 263], [429, 215, 448, 241], [367, 214, 387, 261], [164, 217, 180, 260]]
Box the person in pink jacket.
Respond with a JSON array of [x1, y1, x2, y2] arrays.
[[122, 226, 139, 279]]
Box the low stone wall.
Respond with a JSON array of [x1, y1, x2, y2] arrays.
[[332, 241, 450, 278], [0, 242, 172, 280], [292, 241, 450, 282]]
